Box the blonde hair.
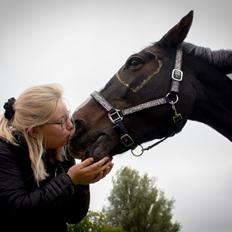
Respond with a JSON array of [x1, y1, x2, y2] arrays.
[[0, 83, 64, 184]]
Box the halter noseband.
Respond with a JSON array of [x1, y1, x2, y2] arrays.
[[91, 48, 184, 156]]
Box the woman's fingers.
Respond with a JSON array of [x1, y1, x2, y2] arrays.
[[67, 156, 113, 185], [90, 170, 107, 183], [93, 157, 111, 167], [83, 157, 110, 172], [104, 162, 114, 175], [80, 157, 95, 167], [90, 161, 114, 183]]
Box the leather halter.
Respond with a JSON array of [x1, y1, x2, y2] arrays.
[[91, 48, 184, 156]]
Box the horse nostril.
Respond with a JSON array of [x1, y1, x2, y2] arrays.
[[73, 118, 86, 134]]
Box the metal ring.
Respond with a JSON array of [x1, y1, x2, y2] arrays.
[[166, 93, 179, 104], [131, 145, 144, 157]]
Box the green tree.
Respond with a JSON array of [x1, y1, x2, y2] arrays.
[[67, 211, 125, 232], [103, 166, 181, 232]]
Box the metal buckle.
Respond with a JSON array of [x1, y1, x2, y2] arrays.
[[172, 69, 183, 81], [120, 134, 135, 148], [108, 109, 123, 124]]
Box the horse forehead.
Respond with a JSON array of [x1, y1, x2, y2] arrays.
[[143, 45, 171, 57], [74, 97, 92, 112]]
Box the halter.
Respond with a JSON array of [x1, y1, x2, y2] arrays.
[[91, 48, 184, 156]]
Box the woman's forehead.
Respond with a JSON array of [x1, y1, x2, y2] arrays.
[[53, 101, 69, 118]]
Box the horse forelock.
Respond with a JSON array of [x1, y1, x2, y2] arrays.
[[181, 42, 232, 74]]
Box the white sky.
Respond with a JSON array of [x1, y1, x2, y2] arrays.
[[0, 1, 232, 232]]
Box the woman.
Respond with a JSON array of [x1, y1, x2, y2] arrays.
[[0, 83, 113, 232]]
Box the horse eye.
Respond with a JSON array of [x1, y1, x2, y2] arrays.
[[126, 57, 144, 69]]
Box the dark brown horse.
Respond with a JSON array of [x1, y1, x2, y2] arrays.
[[68, 11, 232, 161]]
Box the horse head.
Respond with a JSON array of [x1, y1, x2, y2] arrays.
[[68, 10, 232, 161]]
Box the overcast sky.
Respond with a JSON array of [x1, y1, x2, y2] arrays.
[[0, 0, 232, 231]]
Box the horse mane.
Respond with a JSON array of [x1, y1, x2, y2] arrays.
[[181, 42, 232, 74]]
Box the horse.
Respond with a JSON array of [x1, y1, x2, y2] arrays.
[[67, 10, 232, 161]]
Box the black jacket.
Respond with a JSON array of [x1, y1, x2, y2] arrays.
[[0, 137, 90, 232]]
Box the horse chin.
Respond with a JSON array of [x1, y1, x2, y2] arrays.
[[86, 134, 114, 161], [66, 144, 86, 160]]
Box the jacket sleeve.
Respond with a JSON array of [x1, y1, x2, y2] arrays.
[[64, 184, 90, 224], [60, 153, 90, 223], [0, 143, 90, 220]]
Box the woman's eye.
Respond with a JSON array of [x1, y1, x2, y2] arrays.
[[127, 57, 144, 68]]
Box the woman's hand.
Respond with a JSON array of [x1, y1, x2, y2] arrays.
[[67, 157, 113, 185]]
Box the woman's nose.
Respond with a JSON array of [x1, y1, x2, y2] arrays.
[[66, 118, 74, 130]]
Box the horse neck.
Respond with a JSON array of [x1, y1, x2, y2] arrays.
[[188, 62, 232, 141]]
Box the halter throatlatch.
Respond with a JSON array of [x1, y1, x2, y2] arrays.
[[91, 48, 184, 156]]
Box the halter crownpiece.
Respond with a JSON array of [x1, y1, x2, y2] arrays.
[[91, 47, 184, 156], [3, 97, 16, 120]]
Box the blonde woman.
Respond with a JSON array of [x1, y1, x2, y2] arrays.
[[0, 83, 113, 232]]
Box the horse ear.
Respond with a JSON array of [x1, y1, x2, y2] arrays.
[[158, 10, 194, 47]]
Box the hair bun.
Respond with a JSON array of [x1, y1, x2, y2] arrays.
[[3, 97, 16, 120]]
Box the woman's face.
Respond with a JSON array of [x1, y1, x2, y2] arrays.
[[41, 100, 73, 149]]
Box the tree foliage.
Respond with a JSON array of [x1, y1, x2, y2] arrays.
[[103, 166, 181, 232], [68, 166, 181, 232], [67, 211, 125, 232]]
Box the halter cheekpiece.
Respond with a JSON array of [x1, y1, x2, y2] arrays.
[[91, 47, 184, 156]]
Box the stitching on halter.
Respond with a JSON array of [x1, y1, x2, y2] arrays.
[[116, 57, 163, 93]]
